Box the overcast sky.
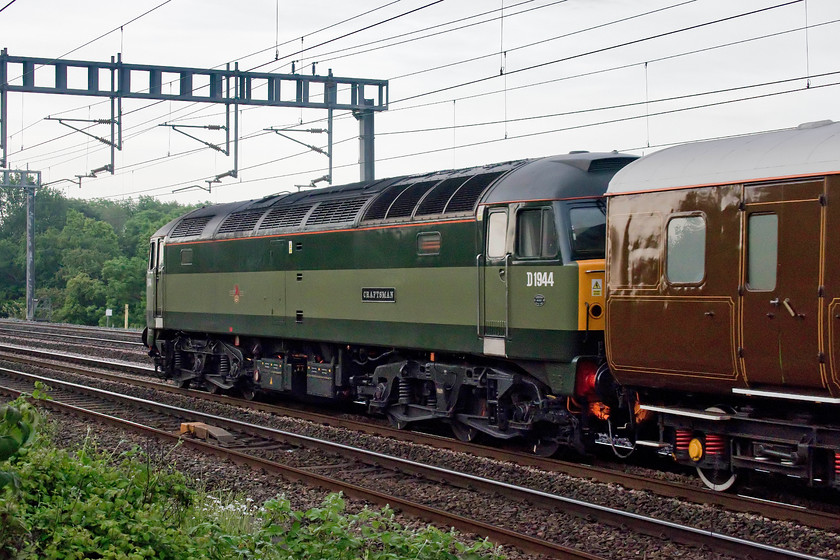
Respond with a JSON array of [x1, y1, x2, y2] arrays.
[[2, 0, 839, 204]]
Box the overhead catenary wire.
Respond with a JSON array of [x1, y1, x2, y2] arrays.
[[0, 0, 18, 14], [100, 75, 840, 200], [2, 0, 714, 162], [34, 12, 836, 197], [5, 0, 830, 201]]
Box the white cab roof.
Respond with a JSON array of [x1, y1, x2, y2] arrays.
[[608, 120, 840, 195]]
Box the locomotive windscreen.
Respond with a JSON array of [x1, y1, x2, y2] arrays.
[[568, 204, 606, 260]]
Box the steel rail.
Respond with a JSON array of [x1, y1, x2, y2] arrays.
[[0, 327, 144, 347], [0, 371, 600, 560], [1, 342, 838, 532], [0, 365, 825, 560]]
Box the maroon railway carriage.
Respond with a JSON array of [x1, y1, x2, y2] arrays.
[[605, 120, 840, 490]]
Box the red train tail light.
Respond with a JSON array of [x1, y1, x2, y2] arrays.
[[574, 360, 598, 398]]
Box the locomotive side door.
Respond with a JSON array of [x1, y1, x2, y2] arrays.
[[269, 239, 288, 326], [740, 180, 825, 390], [480, 207, 510, 356], [153, 238, 165, 321]]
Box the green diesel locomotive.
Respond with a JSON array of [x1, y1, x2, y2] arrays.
[[145, 153, 633, 454]]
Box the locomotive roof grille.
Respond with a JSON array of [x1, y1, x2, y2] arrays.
[[217, 210, 265, 234], [306, 197, 371, 225], [385, 180, 439, 219], [170, 216, 212, 238], [414, 176, 468, 216], [362, 183, 405, 221], [259, 205, 312, 230], [588, 157, 636, 174], [445, 171, 506, 213]]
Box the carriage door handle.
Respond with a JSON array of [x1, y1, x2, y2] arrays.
[[782, 298, 797, 317], [769, 297, 780, 307]]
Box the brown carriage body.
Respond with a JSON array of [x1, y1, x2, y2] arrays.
[[605, 121, 840, 400]]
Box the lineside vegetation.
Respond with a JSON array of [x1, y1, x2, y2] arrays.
[[0, 388, 503, 559]]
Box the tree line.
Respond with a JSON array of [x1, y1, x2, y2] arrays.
[[0, 185, 196, 327]]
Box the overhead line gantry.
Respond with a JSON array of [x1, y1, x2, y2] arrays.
[[0, 48, 388, 186]]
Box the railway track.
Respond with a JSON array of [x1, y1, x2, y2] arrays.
[[0, 320, 143, 348], [1, 340, 838, 534], [0, 361, 825, 560]]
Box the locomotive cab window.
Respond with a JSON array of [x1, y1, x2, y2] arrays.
[[569, 205, 606, 260], [516, 208, 558, 259], [486, 211, 508, 259], [180, 248, 193, 266], [746, 213, 777, 291], [148, 242, 156, 271], [666, 215, 706, 284]]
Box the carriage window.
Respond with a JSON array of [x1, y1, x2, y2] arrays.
[[180, 248, 193, 266], [569, 205, 606, 260], [486, 211, 508, 258], [666, 216, 706, 284], [747, 213, 777, 291], [517, 208, 558, 258]]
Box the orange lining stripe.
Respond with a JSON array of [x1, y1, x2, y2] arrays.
[[477, 195, 604, 206], [168, 218, 476, 246], [606, 170, 840, 197]]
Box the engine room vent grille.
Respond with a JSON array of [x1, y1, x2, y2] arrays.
[[258, 205, 312, 230], [445, 171, 505, 213], [386, 180, 439, 219], [363, 183, 406, 221], [415, 177, 468, 216], [217, 210, 264, 234], [588, 157, 635, 174], [306, 197, 369, 226], [170, 216, 211, 238]]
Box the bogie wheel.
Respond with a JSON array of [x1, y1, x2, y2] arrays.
[[696, 406, 738, 492], [697, 466, 738, 492], [451, 421, 480, 443], [206, 383, 222, 395], [532, 437, 561, 458], [239, 384, 257, 401], [176, 378, 191, 389], [387, 412, 409, 430]]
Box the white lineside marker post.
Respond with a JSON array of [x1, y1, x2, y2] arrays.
[[124, 304, 129, 329]]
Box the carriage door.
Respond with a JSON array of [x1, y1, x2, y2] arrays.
[[481, 207, 510, 356], [740, 180, 825, 390]]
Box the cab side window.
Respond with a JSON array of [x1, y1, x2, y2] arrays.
[[516, 208, 557, 259], [486, 211, 508, 259], [148, 242, 156, 271]]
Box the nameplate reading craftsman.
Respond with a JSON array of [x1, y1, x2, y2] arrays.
[[362, 288, 396, 303]]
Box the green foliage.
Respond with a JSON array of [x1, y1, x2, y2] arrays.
[[0, 190, 196, 324], [0, 416, 504, 560], [0, 434, 207, 559], [196, 493, 504, 560], [0, 398, 40, 492]]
